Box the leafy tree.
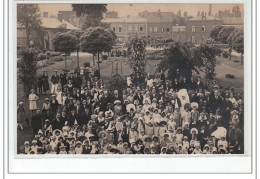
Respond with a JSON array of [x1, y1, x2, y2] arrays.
[[52, 32, 78, 70], [183, 11, 188, 18], [232, 5, 242, 17], [210, 26, 223, 40], [17, 4, 42, 47], [67, 30, 84, 68], [231, 30, 244, 64], [127, 36, 147, 82], [80, 27, 116, 70], [72, 4, 107, 30], [157, 41, 221, 80], [18, 48, 38, 95]]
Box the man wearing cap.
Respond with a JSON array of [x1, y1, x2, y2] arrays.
[[51, 70, 60, 94]]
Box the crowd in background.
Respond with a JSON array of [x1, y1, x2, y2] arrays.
[[18, 67, 244, 154]]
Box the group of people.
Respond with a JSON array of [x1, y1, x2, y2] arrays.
[[18, 67, 244, 154]]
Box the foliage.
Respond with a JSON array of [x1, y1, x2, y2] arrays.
[[222, 51, 230, 58], [157, 41, 221, 80], [72, 4, 107, 30], [17, 4, 42, 47], [18, 48, 38, 95], [80, 27, 116, 54], [127, 36, 147, 77], [225, 74, 235, 79], [105, 11, 118, 18], [52, 56, 64, 62], [52, 32, 77, 54], [102, 54, 108, 60]]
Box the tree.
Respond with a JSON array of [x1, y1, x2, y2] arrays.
[[17, 4, 42, 47], [231, 30, 244, 64], [232, 5, 242, 17], [157, 41, 220, 80], [52, 32, 78, 70], [80, 27, 116, 71], [197, 11, 201, 16], [18, 48, 38, 95], [127, 36, 147, 83], [67, 30, 84, 69], [210, 26, 223, 40], [72, 4, 107, 30]]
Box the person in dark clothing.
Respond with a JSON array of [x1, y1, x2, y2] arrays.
[[42, 71, 50, 95], [93, 67, 101, 79], [52, 113, 65, 130], [180, 77, 189, 90], [67, 110, 79, 126], [73, 73, 82, 89], [37, 74, 43, 94], [50, 95, 59, 118], [59, 70, 67, 92], [209, 90, 223, 114], [80, 107, 91, 126], [172, 78, 180, 91], [31, 109, 42, 135], [51, 70, 60, 94]]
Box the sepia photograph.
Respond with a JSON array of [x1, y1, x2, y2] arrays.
[[16, 3, 245, 155]]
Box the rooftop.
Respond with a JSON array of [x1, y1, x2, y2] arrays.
[[102, 17, 147, 23], [187, 15, 221, 21]]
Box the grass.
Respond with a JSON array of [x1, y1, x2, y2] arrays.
[[16, 52, 244, 152]]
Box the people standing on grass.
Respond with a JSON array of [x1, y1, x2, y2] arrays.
[[28, 89, 39, 115], [19, 66, 244, 155]]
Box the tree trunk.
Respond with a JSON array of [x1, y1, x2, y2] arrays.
[[97, 52, 100, 71], [65, 55, 67, 70], [93, 54, 95, 65], [25, 22, 30, 47], [77, 49, 79, 69]]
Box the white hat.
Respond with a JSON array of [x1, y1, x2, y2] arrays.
[[191, 102, 199, 109], [24, 141, 29, 145], [114, 100, 121, 105], [32, 140, 37, 144]]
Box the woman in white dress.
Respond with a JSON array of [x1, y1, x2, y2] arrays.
[[28, 89, 39, 115]]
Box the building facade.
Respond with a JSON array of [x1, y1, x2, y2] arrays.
[[185, 16, 223, 44]]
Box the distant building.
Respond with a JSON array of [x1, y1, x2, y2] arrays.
[[172, 26, 186, 43], [102, 17, 148, 43], [185, 15, 223, 44], [57, 11, 84, 28], [17, 15, 79, 50]]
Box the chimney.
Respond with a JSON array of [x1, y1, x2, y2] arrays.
[[58, 12, 63, 22], [209, 4, 212, 16]]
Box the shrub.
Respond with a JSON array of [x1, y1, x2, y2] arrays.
[[52, 56, 64, 62], [146, 50, 164, 60], [222, 51, 230, 58], [37, 53, 47, 61], [102, 54, 108, 60], [225, 74, 235, 79], [50, 51, 62, 56]]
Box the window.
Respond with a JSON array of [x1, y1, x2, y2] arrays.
[[202, 26, 206, 32], [192, 26, 195, 32], [128, 25, 132, 31], [134, 26, 138, 31], [113, 27, 116, 32], [149, 27, 153, 32], [192, 36, 195, 43], [162, 28, 165, 32], [140, 26, 143, 31], [154, 27, 158, 32], [119, 27, 122, 32], [166, 27, 170, 32]]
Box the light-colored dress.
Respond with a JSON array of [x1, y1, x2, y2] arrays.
[[28, 94, 38, 110]]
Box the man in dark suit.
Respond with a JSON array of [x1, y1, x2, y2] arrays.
[[52, 113, 64, 130], [59, 70, 67, 92], [209, 90, 223, 114], [80, 107, 91, 126], [172, 78, 180, 91], [31, 109, 42, 135], [73, 72, 82, 89], [110, 90, 122, 104], [51, 70, 60, 94]]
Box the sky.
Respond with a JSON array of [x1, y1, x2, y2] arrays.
[[38, 3, 243, 18]]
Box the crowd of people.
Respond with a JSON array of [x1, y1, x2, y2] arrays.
[[18, 67, 244, 154]]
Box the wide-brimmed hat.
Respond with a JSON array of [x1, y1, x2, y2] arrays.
[[114, 100, 121, 105], [126, 104, 136, 113], [98, 130, 108, 138], [190, 128, 198, 134]]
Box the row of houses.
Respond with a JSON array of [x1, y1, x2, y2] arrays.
[[102, 14, 244, 44], [17, 10, 243, 50]]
